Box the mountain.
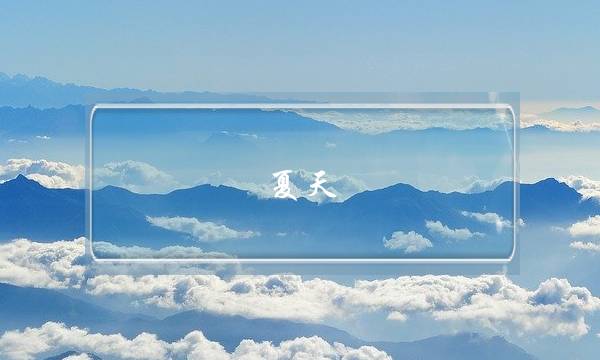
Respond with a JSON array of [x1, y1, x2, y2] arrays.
[[372, 332, 536, 360], [0, 72, 279, 108], [2, 174, 598, 258], [0, 175, 84, 240], [1, 283, 536, 360], [0, 105, 86, 136], [0, 283, 124, 332], [540, 106, 600, 122]]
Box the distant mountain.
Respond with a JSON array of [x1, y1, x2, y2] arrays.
[[0, 283, 124, 332], [540, 106, 600, 122], [0, 72, 280, 108], [0, 104, 340, 137], [2, 283, 536, 360], [0, 105, 86, 136]]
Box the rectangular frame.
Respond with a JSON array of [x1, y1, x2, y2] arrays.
[[87, 102, 519, 264]]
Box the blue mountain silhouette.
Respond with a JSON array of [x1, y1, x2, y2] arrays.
[[2, 175, 598, 258]]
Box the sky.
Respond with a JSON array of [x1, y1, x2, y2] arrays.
[[1, 1, 599, 102]]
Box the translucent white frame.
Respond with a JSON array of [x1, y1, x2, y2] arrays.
[[87, 103, 518, 264]]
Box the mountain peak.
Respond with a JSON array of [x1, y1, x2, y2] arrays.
[[0, 174, 47, 192]]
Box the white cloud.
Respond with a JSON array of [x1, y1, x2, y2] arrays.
[[461, 211, 512, 233], [147, 216, 259, 242], [294, 109, 513, 134], [92, 241, 231, 259], [85, 274, 600, 338], [425, 220, 484, 240], [0, 158, 84, 189], [383, 230, 433, 253], [0, 322, 390, 360], [0, 238, 86, 289], [521, 113, 600, 132], [3, 239, 600, 338], [570, 241, 600, 253], [35, 135, 51, 140], [462, 177, 510, 194], [560, 175, 600, 202], [568, 215, 600, 238], [94, 160, 179, 194], [63, 354, 93, 360]]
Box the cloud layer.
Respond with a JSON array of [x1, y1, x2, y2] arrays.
[[0, 322, 390, 360], [294, 109, 513, 134], [2, 238, 599, 338], [0, 238, 85, 289], [92, 241, 231, 259], [147, 216, 259, 242], [0, 158, 84, 189]]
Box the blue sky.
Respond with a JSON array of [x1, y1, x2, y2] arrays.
[[1, 1, 599, 101]]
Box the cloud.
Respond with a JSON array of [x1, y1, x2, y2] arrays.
[[0, 322, 391, 360], [3, 239, 600, 338], [63, 355, 93, 360], [568, 215, 600, 238], [521, 113, 600, 132], [94, 160, 179, 194], [0, 238, 86, 289], [0, 158, 84, 189], [462, 177, 510, 193], [560, 175, 600, 202], [147, 216, 259, 242], [570, 241, 600, 253], [92, 241, 231, 259], [35, 135, 51, 140], [383, 230, 433, 253], [85, 274, 600, 338], [425, 220, 484, 240], [461, 211, 512, 233], [293, 109, 513, 134]]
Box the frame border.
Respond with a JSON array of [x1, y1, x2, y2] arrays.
[[87, 102, 518, 264]]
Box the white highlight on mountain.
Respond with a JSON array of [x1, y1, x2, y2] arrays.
[[0, 322, 391, 360], [425, 220, 484, 240], [147, 216, 259, 242], [382, 230, 433, 253], [0, 158, 84, 189]]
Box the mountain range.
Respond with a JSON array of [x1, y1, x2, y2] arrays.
[[0, 73, 280, 109], [1, 174, 598, 258]]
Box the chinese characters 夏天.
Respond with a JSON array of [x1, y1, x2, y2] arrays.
[[273, 170, 337, 201]]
